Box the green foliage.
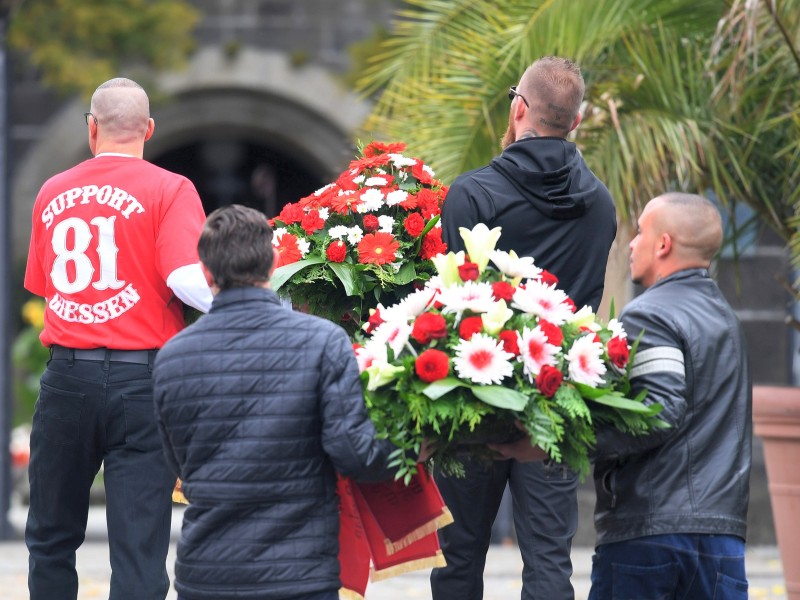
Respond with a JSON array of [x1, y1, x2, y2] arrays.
[[11, 299, 50, 425], [8, 0, 200, 98], [354, 0, 800, 250]]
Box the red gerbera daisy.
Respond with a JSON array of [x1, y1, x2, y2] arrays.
[[357, 232, 400, 265], [275, 234, 302, 265]]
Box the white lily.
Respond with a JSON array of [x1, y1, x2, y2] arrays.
[[568, 305, 599, 330], [431, 251, 465, 287], [459, 224, 502, 271], [489, 249, 542, 281], [365, 361, 406, 391], [481, 300, 514, 335]]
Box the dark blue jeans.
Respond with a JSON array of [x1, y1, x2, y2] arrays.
[[588, 534, 748, 600], [26, 355, 175, 600], [431, 458, 578, 600], [178, 592, 338, 600]]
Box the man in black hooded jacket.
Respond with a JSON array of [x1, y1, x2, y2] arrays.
[[432, 56, 617, 600]]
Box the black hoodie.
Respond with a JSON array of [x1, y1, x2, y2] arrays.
[[441, 136, 617, 311]]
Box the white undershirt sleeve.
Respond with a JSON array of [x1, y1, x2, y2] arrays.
[[166, 263, 213, 313]]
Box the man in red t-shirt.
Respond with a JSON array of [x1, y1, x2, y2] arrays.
[[23, 77, 211, 600]]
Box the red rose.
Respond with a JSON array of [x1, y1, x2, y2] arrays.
[[411, 312, 448, 344], [607, 337, 630, 368], [459, 316, 484, 340], [301, 209, 325, 235], [498, 330, 520, 355], [403, 212, 425, 237], [458, 261, 480, 282], [539, 269, 559, 286], [276, 202, 304, 225], [326, 240, 347, 263], [420, 227, 448, 259], [492, 281, 515, 302], [362, 214, 380, 232], [538, 320, 563, 347], [415, 349, 450, 383], [536, 365, 563, 398]]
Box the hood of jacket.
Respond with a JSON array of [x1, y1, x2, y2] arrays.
[[490, 137, 600, 220]]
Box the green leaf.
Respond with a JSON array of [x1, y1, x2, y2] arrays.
[[329, 262, 361, 296], [394, 261, 417, 285], [423, 377, 468, 400], [270, 256, 325, 291], [470, 385, 528, 411], [588, 393, 653, 414]]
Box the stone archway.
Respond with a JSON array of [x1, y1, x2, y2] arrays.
[[11, 46, 371, 263]]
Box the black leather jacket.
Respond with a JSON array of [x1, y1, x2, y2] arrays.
[[592, 269, 752, 544]]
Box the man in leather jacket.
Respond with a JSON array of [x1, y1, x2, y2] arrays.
[[492, 192, 752, 598], [588, 192, 751, 598]]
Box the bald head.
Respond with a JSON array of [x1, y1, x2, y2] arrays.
[[90, 78, 151, 143], [518, 56, 584, 137], [650, 193, 723, 264]]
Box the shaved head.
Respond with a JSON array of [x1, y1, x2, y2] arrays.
[[90, 78, 150, 143], [519, 56, 584, 136], [650, 193, 723, 264]]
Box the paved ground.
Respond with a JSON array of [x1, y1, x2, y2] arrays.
[[0, 503, 788, 599]]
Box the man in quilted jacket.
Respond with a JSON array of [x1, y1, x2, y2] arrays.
[[153, 204, 397, 600]]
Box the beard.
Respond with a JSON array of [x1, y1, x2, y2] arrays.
[[500, 111, 515, 150]]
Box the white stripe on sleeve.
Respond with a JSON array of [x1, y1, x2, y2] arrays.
[[630, 346, 685, 379]]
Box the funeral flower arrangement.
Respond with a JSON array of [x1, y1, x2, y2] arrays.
[[355, 224, 666, 482], [269, 141, 448, 333]]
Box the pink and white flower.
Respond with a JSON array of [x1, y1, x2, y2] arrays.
[[511, 280, 574, 325], [453, 333, 514, 385], [372, 319, 413, 357], [438, 280, 496, 317], [519, 326, 561, 380], [565, 335, 607, 386]]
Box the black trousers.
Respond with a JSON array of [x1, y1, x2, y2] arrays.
[[26, 355, 175, 600], [431, 458, 579, 600]]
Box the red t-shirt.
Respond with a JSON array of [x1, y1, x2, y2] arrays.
[[24, 155, 206, 349]]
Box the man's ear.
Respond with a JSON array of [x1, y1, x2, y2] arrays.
[[569, 112, 582, 133], [144, 118, 155, 142], [657, 233, 673, 257], [200, 262, 215, 288]]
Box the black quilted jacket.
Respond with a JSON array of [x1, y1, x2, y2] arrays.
[[153, 286, 394, 600]]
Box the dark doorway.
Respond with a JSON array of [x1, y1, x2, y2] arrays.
[[153, 139, 324, 218]]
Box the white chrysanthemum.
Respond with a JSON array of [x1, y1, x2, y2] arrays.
[[453, 333, 514, 385], [318, 207, 330, 221], [347, 226, 364, 245], [328, 225, 349, 240], [395, 288, 437, 319], [355, 340, 388, 373], [352, 174, 366, 184], [607, 318, 627, 339], [365, 175, 390, 187], [386, 189, 409, 207], [297, 238, 311, 257], [378, 215, 395, 233], [357, 188, 384, 213], [272, 227, 288, 243], [490, 249, 542, 280], [421, 164, 435, 178], [519, 326, 560, 380], [511, 280, 574, 325], [438, 281, 496, 316], [398, 171, 409, 181], [389, 153, 417, 168], [372, 319, 413, 358], [565, 335, 607, 387], [314, 183, 336, 196]]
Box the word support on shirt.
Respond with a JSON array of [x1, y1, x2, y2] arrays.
[[42, 185, 145, 229]]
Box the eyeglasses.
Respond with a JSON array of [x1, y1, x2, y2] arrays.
[[508, 86, 529, 108], [83, 112, 98, 125]]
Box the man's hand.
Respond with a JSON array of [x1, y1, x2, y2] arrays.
[[488, 435, 549, 462], [417, 439, 436, 463]]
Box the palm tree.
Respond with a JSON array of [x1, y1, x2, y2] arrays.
[[356, 0, 799, 241]]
